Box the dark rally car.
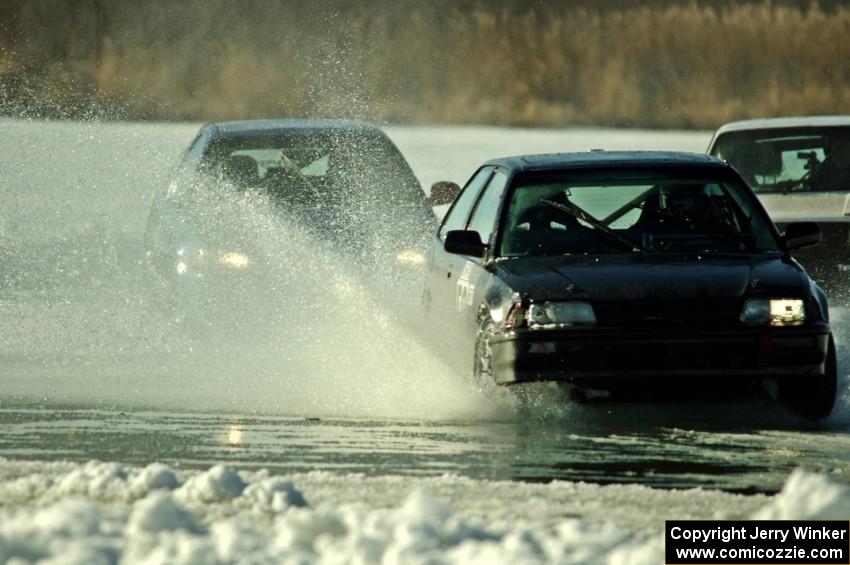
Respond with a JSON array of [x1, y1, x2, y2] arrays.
[[424, 151, 837, 418]]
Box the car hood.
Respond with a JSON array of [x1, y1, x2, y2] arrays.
[[497, 253, 807, 302], [758, 192, 850, 222]]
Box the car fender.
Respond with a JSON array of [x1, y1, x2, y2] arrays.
[[759, 191, 850, 223], [476, 273, 519, 330], [812, 281, 830, 323]]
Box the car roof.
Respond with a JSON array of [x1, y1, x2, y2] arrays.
[[484, 151, 724, 173], [713, 116, 850, 136], [208, 119, 383, 138]]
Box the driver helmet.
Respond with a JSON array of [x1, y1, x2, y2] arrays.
[[661, 184, 710, 220]]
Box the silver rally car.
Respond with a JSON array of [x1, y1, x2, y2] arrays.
[[708, 116, 850, 302], [144, 119, 455, 322]]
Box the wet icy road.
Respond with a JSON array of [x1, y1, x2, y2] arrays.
[[2, 399, 850, 494], [2, 118, 850, 499]]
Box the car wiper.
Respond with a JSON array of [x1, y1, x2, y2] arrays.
[[774, 178, 812, 194], [280, 154, 324, 201], [542, 199, 646, 254]]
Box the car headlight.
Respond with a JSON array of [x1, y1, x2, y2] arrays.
[[527, 301, 596, 329], [219, 251, 251, 270], [740, 298, 806, 326], [176, 245, 207, 274], [395, 249, 426, 266]]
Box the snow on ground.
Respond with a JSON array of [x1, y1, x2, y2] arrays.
[[0, 459, 845, 564]]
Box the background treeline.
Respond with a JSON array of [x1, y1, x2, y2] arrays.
[[1, 0, 849, 128]]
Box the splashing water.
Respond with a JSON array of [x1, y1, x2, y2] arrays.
[[0, 118, 494, 420]]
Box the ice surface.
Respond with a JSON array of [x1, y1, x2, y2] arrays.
[[4, 459, 840, 564]]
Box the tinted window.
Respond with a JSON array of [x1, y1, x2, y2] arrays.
[[439, 167, 493, 238], [468, 170, 508, 245]]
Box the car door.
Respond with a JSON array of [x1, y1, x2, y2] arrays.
[[426, 166, 493, 332], [429, 167, 509, 344], [457, 169, 509, 335]]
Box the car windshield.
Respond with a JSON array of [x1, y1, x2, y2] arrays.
[[711, 127, 850, 193], [499, 169, 781, 257], [201, 130, 423, 208]]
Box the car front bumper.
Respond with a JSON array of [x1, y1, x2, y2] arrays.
[[490, 326, 830, 386]]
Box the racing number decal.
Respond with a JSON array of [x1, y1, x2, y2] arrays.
[[456, 263, 475, 312]]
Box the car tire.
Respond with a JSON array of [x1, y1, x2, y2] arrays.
[[473, 320, 498, 391], [779, 335, 837, 420]]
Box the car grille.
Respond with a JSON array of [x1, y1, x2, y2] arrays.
[[559, 337, 759, 371], [593, 299, 742, 328]]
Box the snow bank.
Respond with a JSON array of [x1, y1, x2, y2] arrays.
[[0, 460, 845, 564], [753, 468, 850, 520]]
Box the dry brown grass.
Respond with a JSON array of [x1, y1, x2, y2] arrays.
[[2, 1, 849, 127]]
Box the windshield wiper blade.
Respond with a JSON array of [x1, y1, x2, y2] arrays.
[[542, 199, 646, 254]]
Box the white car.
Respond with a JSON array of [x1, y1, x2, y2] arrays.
[[707, 116, 850, 302]]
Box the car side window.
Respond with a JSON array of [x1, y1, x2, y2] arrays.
[[439, 167, 494, 238], [184, 131, 209, 171], [467, 170, 508, 245], [168, 130, 209, 199]]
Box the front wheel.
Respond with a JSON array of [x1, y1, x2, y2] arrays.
[[473, 320, 497, 391], [779, 335, 838, 420]]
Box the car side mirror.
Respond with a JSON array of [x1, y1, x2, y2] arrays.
[[444, 230, 486, 258], [784, 222, 822, 250], [430, 181, 461, 206]]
